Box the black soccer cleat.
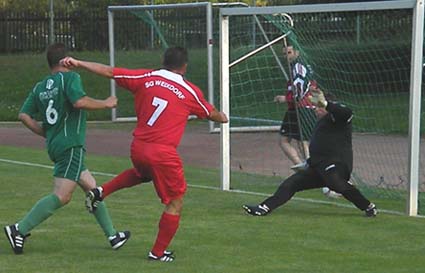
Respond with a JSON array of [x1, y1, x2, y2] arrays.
[[109, 231, 131, 250], [4, 224, 29, 254], [365, 203, 378, 217], [242, 204, 270, 216], [148, 250, 175, 262], [85, 187, 103, 213]]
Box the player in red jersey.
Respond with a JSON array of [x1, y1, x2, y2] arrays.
[[61, 47, 228, 262]]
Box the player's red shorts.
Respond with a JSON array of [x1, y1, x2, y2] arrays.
[[130, 140, 186, 204]]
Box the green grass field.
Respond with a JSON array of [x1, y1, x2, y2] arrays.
[[1, 145, 424, 273]]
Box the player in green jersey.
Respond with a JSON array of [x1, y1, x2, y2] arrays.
[[4, 43, 130, 254]]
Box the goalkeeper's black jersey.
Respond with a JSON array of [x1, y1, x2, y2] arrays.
[[308, 102, 353, 172]]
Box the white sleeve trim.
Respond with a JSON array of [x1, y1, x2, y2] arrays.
[[152, 69, 210, 116]]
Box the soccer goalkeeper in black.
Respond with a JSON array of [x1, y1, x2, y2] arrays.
[[243, 87, 377, 217]]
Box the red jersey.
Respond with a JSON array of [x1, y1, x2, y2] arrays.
[[113, 68, 214, 147]]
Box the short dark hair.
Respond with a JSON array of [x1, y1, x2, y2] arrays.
[[47, 43, 67, 68], [162, 47, 188, 70]]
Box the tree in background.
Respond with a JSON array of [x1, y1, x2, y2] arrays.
[[0, 0, 374, 12]]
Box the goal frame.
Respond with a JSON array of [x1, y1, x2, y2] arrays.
[[219, 0, 424, 216], [107, 2, 214, 123]]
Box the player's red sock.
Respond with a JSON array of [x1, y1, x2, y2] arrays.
[[151, 212, 180, 257], [102, 168, 142, 198]]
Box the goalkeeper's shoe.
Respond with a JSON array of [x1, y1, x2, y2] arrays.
[[109, 231, 131, 250], [242, 204, 270, 216], [365, 203, 378, 217], [4, 224, 30, 254], [85, 187, 103, 213], [148, 250, 175, 262]]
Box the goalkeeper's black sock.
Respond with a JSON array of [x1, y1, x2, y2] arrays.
[[261, 190, 295, 211]]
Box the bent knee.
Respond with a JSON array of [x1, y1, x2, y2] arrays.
[[165, 198, 184, 215], [280, 137, 291, 144], [327, 182, 352, 194], [55, 193, 73, 205]]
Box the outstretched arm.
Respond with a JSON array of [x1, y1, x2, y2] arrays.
[[309, 87, 353, 123], [73, 96, 117, 110], [274, 95, 287, 103], [208, 108, 228, 123], [61, 57, 114, 78], [18, 113, 45, 138]]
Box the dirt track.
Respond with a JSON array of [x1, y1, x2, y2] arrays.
[[1, 122, 424, 190]]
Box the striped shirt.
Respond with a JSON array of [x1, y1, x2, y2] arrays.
[[286, 58, 315, 110]]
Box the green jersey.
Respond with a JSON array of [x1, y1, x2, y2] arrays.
[[20, 71, 87, 161]]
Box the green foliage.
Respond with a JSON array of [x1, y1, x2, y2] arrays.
[[0, 0, 256, 12], [0, 0, 369, 12], [0, 0, 51, 12]]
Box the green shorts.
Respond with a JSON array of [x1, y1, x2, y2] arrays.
[[53, 147, 86, 182]]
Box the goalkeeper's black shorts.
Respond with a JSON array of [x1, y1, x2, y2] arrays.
[[280, 108, 316, 141]]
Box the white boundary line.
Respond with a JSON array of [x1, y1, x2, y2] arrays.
[[0, 158, 421, 218]]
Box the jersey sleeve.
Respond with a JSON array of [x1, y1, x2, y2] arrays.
[[113, 67, 152, 93], [187, 82, 214, 119], [20, 88, 39, 117], [65, 72, 87, 104]]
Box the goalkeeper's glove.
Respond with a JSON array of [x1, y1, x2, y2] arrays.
[[309, 88, 328, 108]]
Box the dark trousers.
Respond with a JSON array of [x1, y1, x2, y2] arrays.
[[262, 162, 371, 212]]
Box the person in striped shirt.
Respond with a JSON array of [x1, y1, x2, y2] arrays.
[[61, 46, 228, 262], [275, 44, 341, 198], [4, 43, 130, 255], [274, 44, 316, 171]]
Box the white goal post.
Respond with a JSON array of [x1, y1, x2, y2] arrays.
[[219, 0, 424, 216], [107, 2, 214, 123]]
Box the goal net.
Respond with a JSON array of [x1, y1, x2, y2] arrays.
[[219, 1, 424, 215], [107, 3, 213, 122]]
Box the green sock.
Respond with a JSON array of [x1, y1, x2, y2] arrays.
[[18, 194, 62, 235], [93, 202, 116, 237]]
